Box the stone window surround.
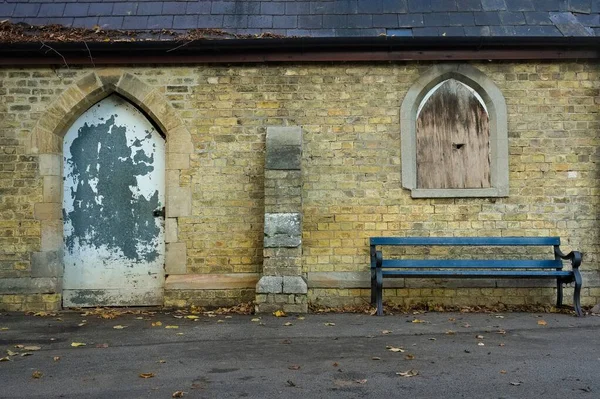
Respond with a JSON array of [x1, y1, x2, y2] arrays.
[[27, 70, 194, 293], [400, 64, 509, 198]]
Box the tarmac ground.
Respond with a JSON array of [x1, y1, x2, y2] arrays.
[[0, 308, 599, 398]]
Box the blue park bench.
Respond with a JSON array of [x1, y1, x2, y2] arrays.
[[370, 237, 583, 317]]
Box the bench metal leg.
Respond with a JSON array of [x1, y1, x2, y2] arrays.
[[556, 278, 563, 308], [376, 267, 383, 316], [573, 269, 583, 317], [371, 268, 377, 306]]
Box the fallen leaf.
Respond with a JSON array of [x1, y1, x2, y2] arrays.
[[496, 315, 505, 319], [324, 322, 336, 326], [396, 369, 419, 377], [96, 343, 109, 348], [463, 323, 471, 328], [284, 322, 293, 326], [412, 319, 426, 323], [448, 318, 456, 322], [0, 357, 10, 362], [24, 346, 41, 351], [113, 325, 127, 329], [382, 330, 392, 335], [510, 381, 522, 386], [405, 354, 415, 360], [139, 373, 155, 379], [386, 346, 405, 353], [172, 391, 185, 398], [71, 342, 86, 347], [14, 345, 24, 349], [176, 333, 184, 336], [251, 318, 261, 322], [0, 327, 8, 331], [500, 370, 507, 374], [297, 316, 305, 320], [446, 330, 456, 335], [32, 371, 43, 379], [371, 356, 381, 360], [332, 362, 339, 367], [158, 360, 166, 364], [20, 352, 33, 357], [7, 350, 17, 356], [185, 316, 199, 320], [496, 329, 507, 335], [152, 321, 163, 327], [225, 316, 232, 319], [53, 356, 60, 361], [429, 338, 437, 341], [476, 335, 484, 339], [165, 325, 179, 329], [273, 310, 286, 317], [499, 343, 505, 347], [355, 379, 368, 384], [286, 380, 296, 387], [478, 342, 485, 346], [288, 365, 301, 370], [537, 320, 547, 326], [216, 320, 224, 323]]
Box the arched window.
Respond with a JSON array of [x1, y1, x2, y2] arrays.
[[401, 65, 508, 198]]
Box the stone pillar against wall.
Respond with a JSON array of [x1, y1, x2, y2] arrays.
[[255, 127, 307, 313]]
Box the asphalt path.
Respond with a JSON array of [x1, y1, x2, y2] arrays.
[[0, 310, 599, 398]]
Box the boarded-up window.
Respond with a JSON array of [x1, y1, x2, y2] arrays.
[[416, 79, 490, 189]]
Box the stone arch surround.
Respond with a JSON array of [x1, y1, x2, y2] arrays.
[[400, 64, 509, 198], [28, 70, 194, 305]]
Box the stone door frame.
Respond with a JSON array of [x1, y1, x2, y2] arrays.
[[27, 70, 194, 306]]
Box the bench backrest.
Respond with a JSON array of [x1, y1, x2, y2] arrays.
[[370, 237, 563, 270], [370, 237, 560, 246]]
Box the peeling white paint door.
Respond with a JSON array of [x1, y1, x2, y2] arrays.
[[62, 95, 165, 307]]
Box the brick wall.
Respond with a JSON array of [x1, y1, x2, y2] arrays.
[[0, 62, 599, 311]]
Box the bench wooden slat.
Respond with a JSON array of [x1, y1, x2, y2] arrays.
[[370, 237, 560, 246], [381, 259, 563, 269], [381, 270, 573, 278]]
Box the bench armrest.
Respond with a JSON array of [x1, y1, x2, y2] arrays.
[[555, 248, 582, 269]]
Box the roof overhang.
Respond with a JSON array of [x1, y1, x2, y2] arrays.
[[1, 36, 599, 66]]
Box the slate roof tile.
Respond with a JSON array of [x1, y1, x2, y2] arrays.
[[481, 0, 507, 11], [408, 0, 432, 13], [63, 3, 89, 17], [98, 16, 124, 29], [223, 15, 249, 28], [285, 2, 310, 15], [431, 0, 459, 12], [1, 0, 599, 40], [398, 13, 424, 27], [505, 0, 535, 12], [88, 3, 114, 17], [347, 14, 373, 28], [136, 2, 163, 16], [248, 15, 273, 28], [122, 15, 149, 29], [382, 0, 408, 13], [148, 15, 173, 29], [373, 14, 400, 27], [357, 0, 383, 14], [12, 3, 41, 18], [298, 15, 323, 28], [457, 0, 483, 11], [112, 3, 138, 16], [274, 15, 298, 29], [499, 11, 527, 25], [261, 2, 286, 15], [474, 11, 502, 25], [310, 1, 337, 14]]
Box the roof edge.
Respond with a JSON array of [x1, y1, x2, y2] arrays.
[[1, 36, 599, 66]]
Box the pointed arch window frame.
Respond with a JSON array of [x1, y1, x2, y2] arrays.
[[401, 64, 509, 198]]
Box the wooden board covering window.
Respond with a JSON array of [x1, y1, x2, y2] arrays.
[[416, 79, 490, 189]]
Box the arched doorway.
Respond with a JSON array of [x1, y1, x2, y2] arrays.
[[62, 94, 166, 307]]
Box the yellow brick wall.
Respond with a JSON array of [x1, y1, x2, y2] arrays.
[[0, 62, 599, 310]]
